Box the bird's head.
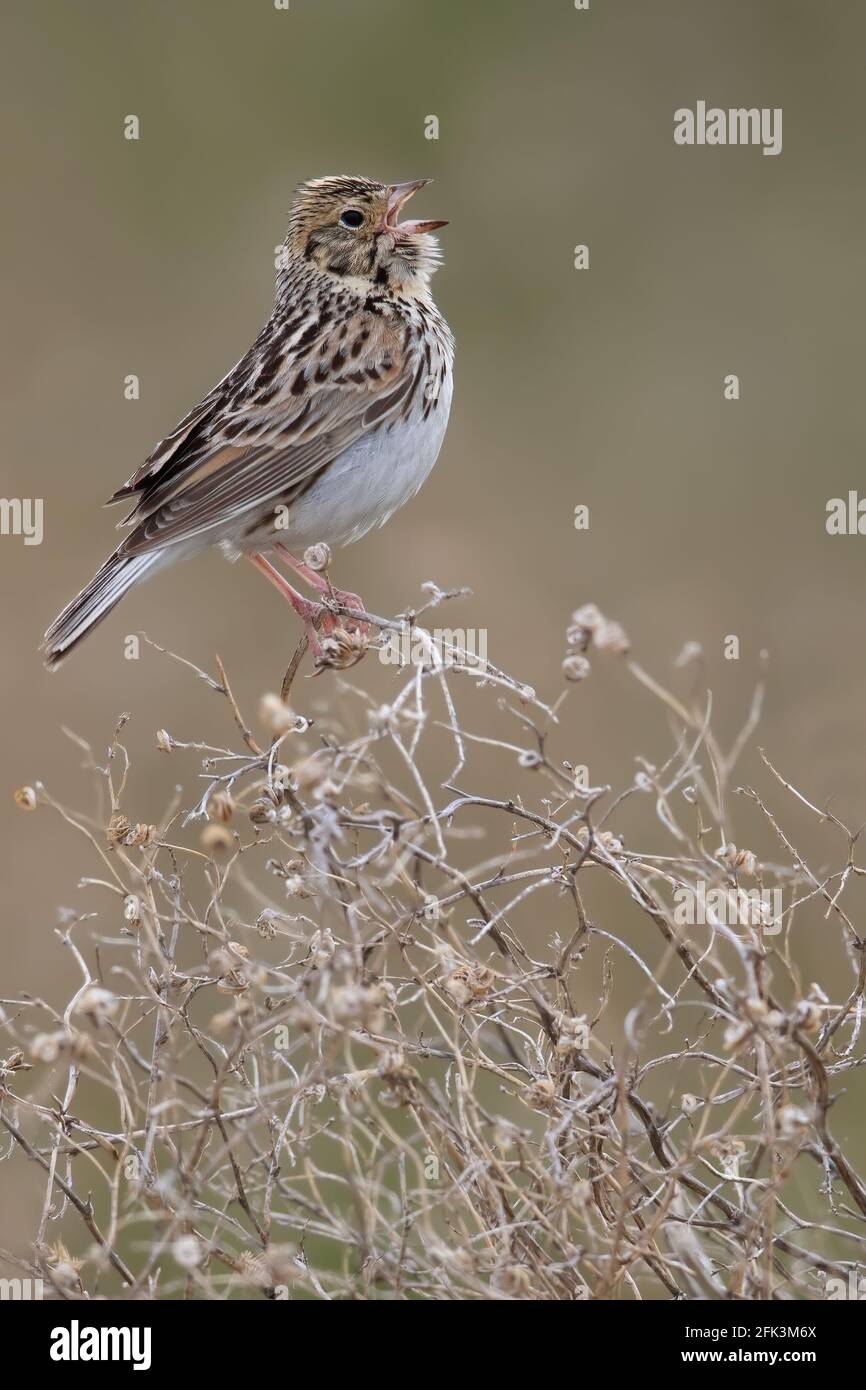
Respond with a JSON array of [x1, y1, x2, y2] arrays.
[[284, 176, 448, 294]]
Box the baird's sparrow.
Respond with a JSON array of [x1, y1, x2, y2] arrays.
[[44, 176, 453, 666]]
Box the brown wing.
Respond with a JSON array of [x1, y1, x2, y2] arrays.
[[108, 392, 225, 504], [112, 306, 420, 557]]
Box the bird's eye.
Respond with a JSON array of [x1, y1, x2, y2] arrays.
[[340, 209, 364, 229]]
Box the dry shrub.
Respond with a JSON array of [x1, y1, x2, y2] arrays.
[[3, 589, 865, 1300]]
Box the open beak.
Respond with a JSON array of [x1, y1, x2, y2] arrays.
[[385, 179, 448, 235]]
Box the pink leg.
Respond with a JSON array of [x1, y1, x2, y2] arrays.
[[247, 552, 325, 655], [273, 544, 366, 628]]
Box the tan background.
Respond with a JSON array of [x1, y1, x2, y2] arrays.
[[2, 0, 866, 1270]]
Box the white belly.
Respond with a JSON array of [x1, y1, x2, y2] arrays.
[[267, 372, 453, 551]]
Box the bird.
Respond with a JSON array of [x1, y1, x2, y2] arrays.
[[43, 176, 454, 668]]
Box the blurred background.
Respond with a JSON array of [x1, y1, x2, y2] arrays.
[[3, 0, 866, 1280]]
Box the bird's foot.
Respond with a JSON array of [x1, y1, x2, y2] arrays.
[[247, 552, 326, 657], [273, 544, 369, 637], [322, 587, 368, 635]]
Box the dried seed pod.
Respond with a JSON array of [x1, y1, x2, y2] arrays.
[[777, 1105, 813, 1139], [576, 826, 623, 854], [309, 927, 336, 966], [442, 962, 495, 1008], [570, 1180, 593, 1212], [211, 996, 252, 1033], [420, 894, 441, 925], [330, 982, 388, 1033], [593, 619, 631, 654], [75, 986, 118, 1026], [106, 811, 131, 848], [792, 999, 822, 1033], [376, 1049, 417, 1106], [106, 812, 155, 849], [255, 909, 280, 940], [492, 1263, 533, 1298], [207, 792, 234, 823], [288, 755, 325, 792], [200, 823, 234, 858], [562, 654, 591, 682], [123, 894, 141, 925], [285, 872, 314, 899], [315, 628, 369, 671], [303, 542, 332, 573], [45, 1241, 84, 1290], [733, 848, 757, 875], [236, 1251, 275, 1290], [155, 728, 173, 753], [554, 1013, 590, 1055], [746, 896, 776, 929], [269, 764, 292, 792], [523, 1077, 557, 1112], [248, 797, 278, 826], [14, 786, 37, 811], [31, 1031, 67, 1063], [599, 830, 624, 852], [172, 1235, 202, 1269], [675, 640, 703, 667], [566, 624, 592, 653], [328, 1069, 374, 1101], [743, 996, 769, 1021], [428, 1240, 476, 1276], [571, 603, 603, 631], [213, 942, 252, 995], [259, 692, 304, 737], [126, 822, 157, 848], [370, 703, 395, 732], [723, 1020, 752, 1052], [68, 1032, 93, 1062], [0, 1048, 27, 1074], [713, 1136, 746, 1174]]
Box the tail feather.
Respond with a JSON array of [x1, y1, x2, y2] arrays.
[[42, 551, 157, 669]]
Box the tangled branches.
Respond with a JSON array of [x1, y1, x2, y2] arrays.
[[3, 588, 866, 1300]]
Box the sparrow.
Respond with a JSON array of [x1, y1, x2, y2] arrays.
[[43, 176, 453, 668]]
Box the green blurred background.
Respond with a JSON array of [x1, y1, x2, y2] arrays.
[[3, 0, 866, 1279]]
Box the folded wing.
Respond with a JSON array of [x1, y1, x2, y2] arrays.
[[113, 305, 420, 556]]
